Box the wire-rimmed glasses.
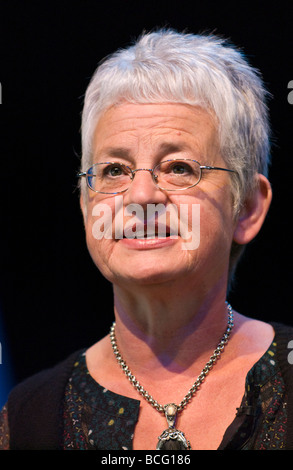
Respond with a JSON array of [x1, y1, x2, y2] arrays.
[[78, 159, 237, 194]]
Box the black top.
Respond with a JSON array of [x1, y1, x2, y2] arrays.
[[2, 322, 293, 450]]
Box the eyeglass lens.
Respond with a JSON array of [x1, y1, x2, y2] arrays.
[[86, 160, 202, 193]]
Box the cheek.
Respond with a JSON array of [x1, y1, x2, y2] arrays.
[[200, 202, 235, 258], [85, 227, 118, 282], [83, 202, 116, 272], [182, 189, 234, 250], [85, 223, 105, 265]]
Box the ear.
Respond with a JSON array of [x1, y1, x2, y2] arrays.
[[233, 174, 272, 245]]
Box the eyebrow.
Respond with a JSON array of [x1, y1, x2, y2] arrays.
[[96, 147, 132, 159], [96, 142, 191, 161], [156, 142, 191, 157]]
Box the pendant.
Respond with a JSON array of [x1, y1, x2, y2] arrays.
[[156, 403, 191, 450]]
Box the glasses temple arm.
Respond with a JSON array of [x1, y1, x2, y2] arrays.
[[200, 166, 236, 173]]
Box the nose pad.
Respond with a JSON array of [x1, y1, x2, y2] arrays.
[[131, 168, 158, 186], [126, 168, 165, 206]]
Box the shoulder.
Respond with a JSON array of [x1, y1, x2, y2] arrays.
[[271, 322, 293, 381], [230, 314, 293, 383], [271, 320, 293, 342], [270, 321, 293, 449], [232, 313, 275, 356], [7, 349, 83, 449], [9, 349, 82, 403]]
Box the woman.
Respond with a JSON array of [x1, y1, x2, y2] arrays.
[[1, 28, 293, 450]]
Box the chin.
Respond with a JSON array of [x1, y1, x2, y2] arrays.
[[106, 256, 193, 288], [87, 236, 199, 287]]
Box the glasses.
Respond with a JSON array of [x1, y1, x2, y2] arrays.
[[78, 159, 237, 194]]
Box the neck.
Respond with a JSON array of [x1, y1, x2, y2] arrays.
[[112, 280, 230, 376]]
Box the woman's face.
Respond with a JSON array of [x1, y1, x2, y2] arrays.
[[81, 102, 237, 291]]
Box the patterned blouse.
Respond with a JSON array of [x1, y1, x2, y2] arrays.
[[0, 339, 288, 450]]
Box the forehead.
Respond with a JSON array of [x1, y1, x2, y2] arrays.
[[92, 102, 219, 153]]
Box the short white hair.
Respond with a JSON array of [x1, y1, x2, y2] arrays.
[[81, 28, 271, 213]]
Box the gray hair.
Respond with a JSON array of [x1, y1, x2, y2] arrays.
[[80, 28, 272, 281]]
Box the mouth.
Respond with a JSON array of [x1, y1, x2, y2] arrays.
[[122, 223, 173, 239]]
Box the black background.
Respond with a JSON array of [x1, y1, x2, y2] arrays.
[[0, 0, 293, 393]]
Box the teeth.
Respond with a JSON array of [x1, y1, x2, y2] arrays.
[[123, 224, 173, 239], [123, 232, 171, 239], [136, 234, 162, 239]]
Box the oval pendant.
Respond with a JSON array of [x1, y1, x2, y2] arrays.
[[156, 403, 191, 450], [157, 427, 191, 450]]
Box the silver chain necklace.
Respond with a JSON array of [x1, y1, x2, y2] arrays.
[[110, 302, 234, 450]]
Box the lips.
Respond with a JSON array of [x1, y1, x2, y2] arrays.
[[123, 222, 174, 239]]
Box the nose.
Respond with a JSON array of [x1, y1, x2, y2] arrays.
[[125, 168, 167, 207]]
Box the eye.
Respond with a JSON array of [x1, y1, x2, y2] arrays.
[[109, 166, 123, 177], [172, 164, 188, 174], [168, 161, 193, 175], [103, 163, 128, 177]]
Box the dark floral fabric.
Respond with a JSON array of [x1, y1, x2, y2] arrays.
[[219, 340, 288, 450], [62, 353, 140, 450], [246, 341, 287, 449], [0, 405, 9, 450], [61, 340, 287, 450], [0, 338, 288, 450]]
